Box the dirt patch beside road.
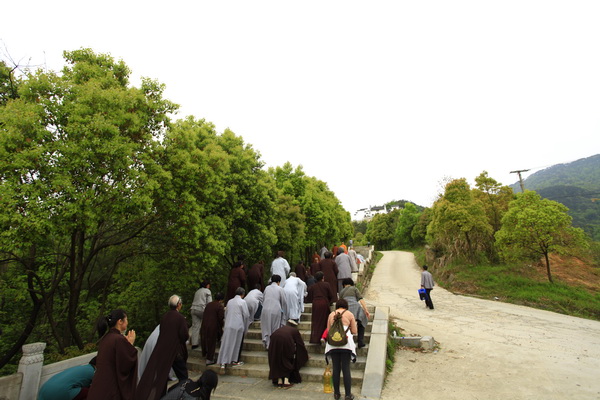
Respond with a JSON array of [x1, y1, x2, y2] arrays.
[[364, 251, 600, 400]]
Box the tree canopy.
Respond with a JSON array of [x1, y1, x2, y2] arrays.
[[0, 49, 353, 372]]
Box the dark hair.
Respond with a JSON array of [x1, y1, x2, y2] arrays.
[[198, 369, 219, 398], [277, 250, 285, 258], [235, 287, 245, 296], [97, 309, 126, 337], [233, 261, 243, 269], [324, 251, 333, 259], [254, 284, 262, 290], [271, 274, 281, 283], [336, 298, 349, 310], [315, 271, 324, 281], [215, 292, 224, 301], [337, 247, 345, 255], [423, 265, 428, 270], [201, 280, 210, 288], [342, 278, 354, 286]]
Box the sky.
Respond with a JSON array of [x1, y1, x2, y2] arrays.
[[3, 1, 600, 219]]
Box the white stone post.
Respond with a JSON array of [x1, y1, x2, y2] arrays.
[[18, 342, 46, 400]]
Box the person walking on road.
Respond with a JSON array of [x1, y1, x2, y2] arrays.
[[421, 265, 434, 310]]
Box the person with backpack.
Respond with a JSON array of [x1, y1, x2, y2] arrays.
[[324, 298, 357, 400]]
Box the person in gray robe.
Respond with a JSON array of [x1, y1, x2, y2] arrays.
[[217, 288, 249, 372], [244, 286, 264, 326], [190, 280, 212, 349], [260, 275, 287, 349], [339, 278, 370, 348], [270, 251, 291, 287], [282, 272, 306, 325], [335, 247, 353, 293]]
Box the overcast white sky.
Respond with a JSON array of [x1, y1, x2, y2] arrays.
[[3, 1, 599, 218]]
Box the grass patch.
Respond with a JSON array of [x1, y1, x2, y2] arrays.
[[435, 262, 600, 321]]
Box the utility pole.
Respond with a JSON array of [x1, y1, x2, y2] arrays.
[[510, 169, 530, 192]]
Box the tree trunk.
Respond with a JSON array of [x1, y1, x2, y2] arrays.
[[544, 252, 554, 283], [0, 270, 42, 369]]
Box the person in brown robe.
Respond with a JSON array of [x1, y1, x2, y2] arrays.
[[267, 325, 309, 387], [136, 295, 189, 400], [246, 261, 264, 292], [295, 261, 307, 282], [225, 261, 246, 304], [310, 254, 321, 276], [88, 309, 137, 400], [306, 271, 335, 343], [200, 293, 225, 365], [315, 251, 338, 301]]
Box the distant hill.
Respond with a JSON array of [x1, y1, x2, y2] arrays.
[[510, 154, 600, 240]]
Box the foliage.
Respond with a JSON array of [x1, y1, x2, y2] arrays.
[[510, 154, 600, 240], [495, 191, 588, 283], [269, 163, 352, 262], [365, 210, 400, 250], [427, 178, 492, 262], [0, 49, 354, 372], [393, 202, 421, 248], [431, 260, 600, 320]]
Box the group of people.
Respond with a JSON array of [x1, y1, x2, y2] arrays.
[[187, 246, 368, 400], [37, 244, 373, 400]]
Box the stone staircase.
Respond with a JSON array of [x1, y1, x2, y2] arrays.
[[188, 302, 377, 387]]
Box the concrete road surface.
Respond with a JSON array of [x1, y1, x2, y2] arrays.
[[364, 251, 600, 400]]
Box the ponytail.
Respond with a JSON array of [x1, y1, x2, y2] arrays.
[[97, 309, 127, 338]]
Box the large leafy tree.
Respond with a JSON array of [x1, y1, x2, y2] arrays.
[[0, 49, 176, 365], [495, 191, 588, 283], [366, 210, 400, 250], [394, 202, 421, 248], [427, 178, 492, 262]]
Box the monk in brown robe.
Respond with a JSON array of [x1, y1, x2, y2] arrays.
[[136, 295, 189, 400], [315, 251, 338, 301], [201, 293, 225, 365], [306, 271, 335, 343], [225, 261, 246, 304], [267, 325, 309, 387], [88, 309, 137, 400], [246, 261, 265, 292], [295, 261, 307, 282]]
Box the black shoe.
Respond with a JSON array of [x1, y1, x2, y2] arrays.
[[344, 395, 355, 400], [191, 345, 199, 349], [334, 394, 341, 400]]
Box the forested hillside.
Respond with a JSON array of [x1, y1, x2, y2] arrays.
[[510, 155, 600, 240], [0, 50, 353, 373]]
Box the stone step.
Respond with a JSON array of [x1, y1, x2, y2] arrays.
[[189, 350, 366, 370], [244, 328, 372, 344], [189, 361, 365, 386]]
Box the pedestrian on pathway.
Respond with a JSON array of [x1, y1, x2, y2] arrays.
[[244, 284, 264, 324], [200, 293, 225, 366], [315, 251, 338, 302], [325, 298, 357, 400], [267, 325, 309, 388], [191, 280, 212, 350], [217, 288, 250, 373], [335, 247, 352, 293], [306, 271, 335, 344], [260, 275, 287, 349], [270, 251, 291, 287], [225, 261, 246, 305], [421, 265, 435, 310], [88, 309, 137, 400], [136, 295, 189, 400], [339, 278, 370, 348], [283, 272, 307, 326], [247, 260, 265, 292]]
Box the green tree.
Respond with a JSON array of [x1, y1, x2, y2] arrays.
[[394, 202, 421, 248], [427, 178, 492, 262], [495, 191, 588, 283], [366, 210, 400, 250], [0, 48, 176, 365]]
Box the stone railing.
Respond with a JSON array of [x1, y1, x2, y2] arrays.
[[0, 342, 96, 400]]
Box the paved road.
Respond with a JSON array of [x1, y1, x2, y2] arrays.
[[364, 251, 600, 400]]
